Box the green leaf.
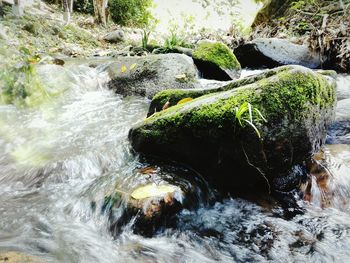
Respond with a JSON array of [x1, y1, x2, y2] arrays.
[[177, 97, 193, 105], [254, 108, 267, 122], [243, 119, 261, 138]]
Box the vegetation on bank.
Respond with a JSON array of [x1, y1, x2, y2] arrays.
[[108, 0, 153, 27], [66, 0, 154, 26], [0, 0, 348, 107], [252, 0, 350, 72], [0, 5, 105, 105]]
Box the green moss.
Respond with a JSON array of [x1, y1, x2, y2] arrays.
[[138, 66, 335, 144], [257, 68, 335, 121], [148, 66, 291, 115], [193, 42, 241, 70]]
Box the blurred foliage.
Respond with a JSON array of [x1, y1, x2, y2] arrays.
[[141, 29, 151, 49], [58, 24, 98, 46], [0, 46, 48, 106], [74, 0, 95, 14], [290, 0, 317, 10], [163, 31, 192, 50], [109, 0, 154, 27], [45, 0, 153, 27]]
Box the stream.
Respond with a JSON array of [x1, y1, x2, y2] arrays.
[[0, 63, 349, 263]]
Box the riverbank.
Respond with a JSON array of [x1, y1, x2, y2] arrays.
[[251, 0, 350, 73], [0, 3, 133, 59]]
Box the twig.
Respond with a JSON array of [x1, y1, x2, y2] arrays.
[[241, 143, 271, 194]]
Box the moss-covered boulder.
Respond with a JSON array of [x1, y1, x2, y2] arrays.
[[192, 41, 241, 81], [107, 54, 199, 99], [129, 65, 336, 193]]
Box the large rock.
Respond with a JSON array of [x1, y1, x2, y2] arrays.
[[234, 38, 323, 69], [192, 41, 241, 81], [103, 29, 125, 43], [129, 65, 336, 193], [107, 54, 199, 98], [151, 42, 241, 81]]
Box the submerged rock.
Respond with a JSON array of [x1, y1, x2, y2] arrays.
[[192, 41, 241, 81], [129, 65, 336, 193], [234, 38, 323, 69], [102, 165, 208, 237], [327, 120, 350, 144], [107, 54, 199, 98]]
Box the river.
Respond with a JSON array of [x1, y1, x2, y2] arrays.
[[0, 63, 349, 262]]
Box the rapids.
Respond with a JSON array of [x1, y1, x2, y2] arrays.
[[0, 64, 349, 263]]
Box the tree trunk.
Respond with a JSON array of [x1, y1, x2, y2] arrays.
[[253, 0, 293, 25], [93, 0, 108, 26], [13, 0, 24, 16], [62, 0, 70, 24], [69, 0, 73, 13]]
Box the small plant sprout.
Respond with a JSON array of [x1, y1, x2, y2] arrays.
[[234, 102, 267, 138], [141, 29, 151, 50]]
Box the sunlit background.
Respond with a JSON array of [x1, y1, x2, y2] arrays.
[[152, 0, 263, 35]]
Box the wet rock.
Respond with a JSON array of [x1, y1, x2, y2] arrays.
[[300, 145, 350, 209], [336, 74, 350, 101], [61, 44, 83, 57], [149, 42, 240, 81], [0, 251, 46, 263], [106, 183, 183, 237], [335, 98, 350, 122], [170, 46, 194, 57], [102, 165, 208, 237], [192, 41, 241, 81], [103, 29, 125, 43], [327, 120, 350, 144], [234, 38, 323, 69], [129, 65, 336, 193], [107, 54, 199, 98]]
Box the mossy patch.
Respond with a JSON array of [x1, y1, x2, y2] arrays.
[[148, 66, 290, 116], [193, 42, 241, 70]]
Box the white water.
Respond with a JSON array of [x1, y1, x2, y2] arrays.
[[0, 64, 350, 262]]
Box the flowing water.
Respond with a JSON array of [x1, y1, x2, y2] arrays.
[[0, 64, 350, 263]]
